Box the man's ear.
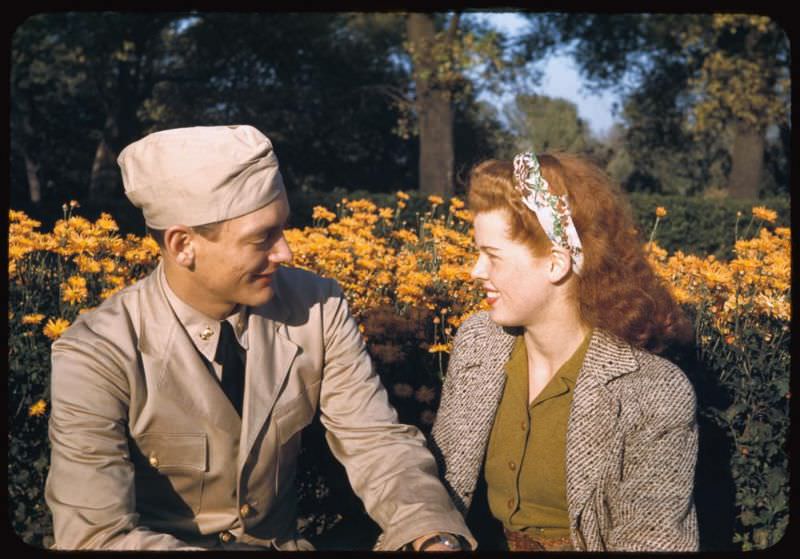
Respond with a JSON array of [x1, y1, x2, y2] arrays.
[[548, 247, 572, 284], [163, 225, 195, 269]]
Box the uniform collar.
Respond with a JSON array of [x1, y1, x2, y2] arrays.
[[158, 265, 250, 363]]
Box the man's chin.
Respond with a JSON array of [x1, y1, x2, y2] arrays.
[[247, 286, 276, 307]]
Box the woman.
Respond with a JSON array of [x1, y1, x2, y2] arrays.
[[430, 151, 698, 552]]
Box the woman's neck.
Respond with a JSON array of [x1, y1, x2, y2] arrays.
[[523, 306, 591, 382]]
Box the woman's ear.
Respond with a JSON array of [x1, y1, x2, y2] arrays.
[[548, 247, 572, 284], [164, 225, 195, 269]]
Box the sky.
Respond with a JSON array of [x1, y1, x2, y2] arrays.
[[477, 12, 620, 137]]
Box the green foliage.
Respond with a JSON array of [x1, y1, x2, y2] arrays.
[[626, 194, 789, 258], [530, 13, 791, 198], [504, 93, 593, 154], [688, 298, 790, 550]]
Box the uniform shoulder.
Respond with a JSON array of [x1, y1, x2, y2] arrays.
[[53, 277, 147, 349]]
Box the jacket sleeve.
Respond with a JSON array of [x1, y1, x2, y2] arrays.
[[605, 362, 699, 551], [316, 282, 475, 551], [45, 330, 203, 550]]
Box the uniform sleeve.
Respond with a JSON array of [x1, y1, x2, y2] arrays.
[[45, 333, 203, 550], [605, 364, 699, 551], [315, 282, 475, 551]]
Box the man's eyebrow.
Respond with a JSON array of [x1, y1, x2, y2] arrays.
[[244, 215, 290, 238]]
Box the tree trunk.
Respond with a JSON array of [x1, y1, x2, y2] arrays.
[[727, 119, 764, 199], [406, 13, 455, 197], [89, 137, 122, 201], [24, 154, 41, 205]]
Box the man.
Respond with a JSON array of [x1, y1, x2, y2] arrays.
[[45, 125, 473, 551]]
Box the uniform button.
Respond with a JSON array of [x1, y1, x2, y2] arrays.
[[219, 531, 234, 544], [507, 498, 514, 510], [240, 503, 251, 517], [148, 454, 159, 468], [509, 460, 516, 471]]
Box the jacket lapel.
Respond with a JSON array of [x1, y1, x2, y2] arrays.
[[137, 265, 242, 434], [439, 318, 515, 512], [239, 271, 299, 465], [566, 329, 639, 526]]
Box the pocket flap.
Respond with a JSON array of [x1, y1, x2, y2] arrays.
[[137, 432, 207, 472]]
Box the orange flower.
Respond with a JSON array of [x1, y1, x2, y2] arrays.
[[43, 318, 71, 340], [751, 206, 777, 223], [656, 206, 667, 218], [28, 399, 48, 417], [21, 313, 46, 325]]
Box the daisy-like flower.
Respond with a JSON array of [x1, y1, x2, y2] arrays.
[[751, 206, 777, 223], [28, 399, 48, 417], [21, 313, 46, 325], [43, 318, 71, 340]]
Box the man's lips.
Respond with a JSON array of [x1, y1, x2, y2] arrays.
[[253, 272, 274, 284], [485, 291, 499, 305]]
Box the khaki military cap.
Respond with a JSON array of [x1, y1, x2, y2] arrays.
[[118, 125, 285, 229]]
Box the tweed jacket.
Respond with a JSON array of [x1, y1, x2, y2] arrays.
[[45, 264, 472, 551], [430, 312, 699, 552]]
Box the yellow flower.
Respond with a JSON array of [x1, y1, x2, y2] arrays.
[[100, 259, 117, 274], [312, 206, 337, 222], [21, 313, 46, 325], [449, 197, 465, 210], [94, 212, 119, 232], [428, 195, 444, 206], [43, 318, 71, 340], [61, 275, 89, 305], [656, 206, 667, 218], [396, 191, 410, 201], [28, 399, 48, 417], [378, 208, 394, 220], [140, 236, 161, 257], [751, 206, 777, 223], [75, 254, 102, 274], [427, 343, 451, 353]]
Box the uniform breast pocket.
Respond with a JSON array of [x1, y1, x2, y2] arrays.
[[133, 432, 208, 516], [273, 383, 319, 493]]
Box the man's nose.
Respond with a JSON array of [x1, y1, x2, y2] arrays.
[[269, 235, 293, 265]]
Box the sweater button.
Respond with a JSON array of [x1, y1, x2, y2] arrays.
[[508, 461, 516, 471], [507, 498, 514, 509]]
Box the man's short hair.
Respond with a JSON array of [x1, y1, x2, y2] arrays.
[[146, 222, 224, 249]]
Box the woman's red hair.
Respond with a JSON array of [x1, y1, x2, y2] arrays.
[[467, 153, 692, 353]]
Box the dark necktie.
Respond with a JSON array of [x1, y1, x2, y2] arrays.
[[214, 321, 245, 417]]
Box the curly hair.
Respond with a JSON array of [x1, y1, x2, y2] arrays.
[[467, 153, 692, 353]]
